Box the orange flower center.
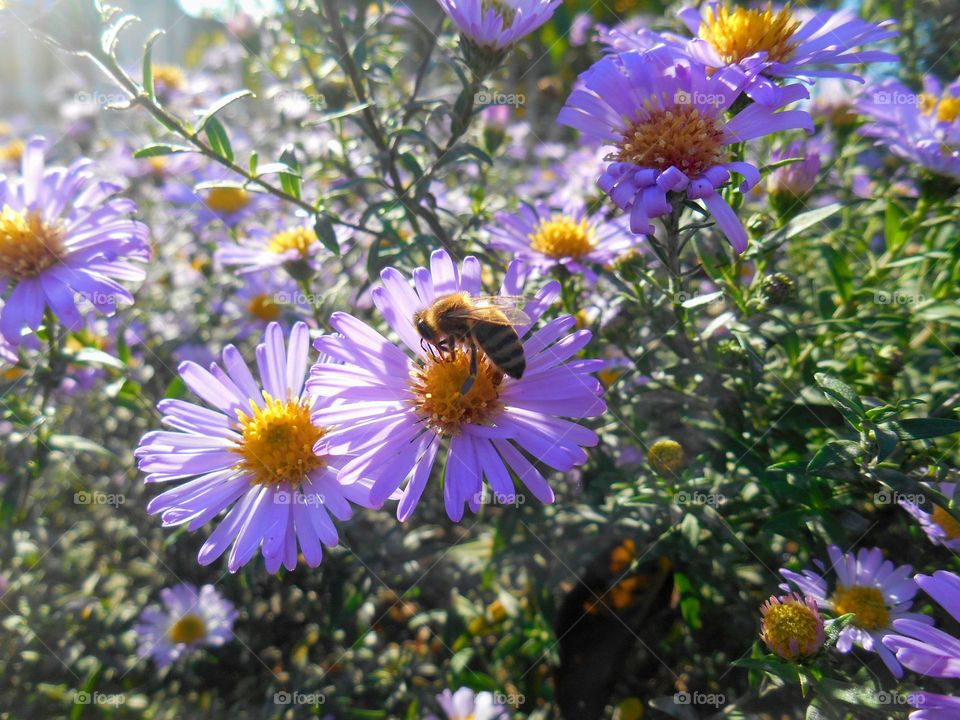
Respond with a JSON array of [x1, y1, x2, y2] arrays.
[[410, 348, 503, 436], [168, 614, 206, 644], [617, 105, 725, 176]]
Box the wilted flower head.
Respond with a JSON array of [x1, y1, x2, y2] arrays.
[[760, 593, 825, 660], [648, 439, 684, 477], [135, 583, 237, 669], [0, 137, 150, 346], [558, 48, 813, 252], [437, 0, 561, 52]]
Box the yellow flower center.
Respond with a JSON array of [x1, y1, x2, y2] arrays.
[[761, 599, 821, 659], [529, 215, 595, 260], [831, 584, 890, 631], [920, 93, 960, 123], [0, 139, 24, 164], [267, 227, 317, 257], [233, 394, 326, 487], [168, 614, 207, 644], [152, 64, 186, 91], [410, 348, 503, 436], [617, 105, 725, 176], [0, 205, 66, 281], [146, 156, 167, 175], [247, 293, 281, 322], [699, 2, 801, 64], [205, 187, 251, 215], [932, 505, 960, 540], [648, 439, 684, 476]]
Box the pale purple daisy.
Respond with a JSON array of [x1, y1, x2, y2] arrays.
[[135, 583, 237, 669], [0, 137, 150, 345], [307, 250, 606, 522], [897, 483, 960, 552], [858, 78, 960, 182], [557, 48, 813, 252], [884, 571, 960, 679], [779, 545, 931, 677], [902, 691, 960, 720], [427, 688, 509, 720], [659, 3, 896, 104], [135, 321, 377, 573], [486, 201, 636, 281], [215, 217, 349, 275], [437, 0, 561, 51]]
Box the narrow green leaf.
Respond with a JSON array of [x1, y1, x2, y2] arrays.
[[204, 117, 234, 162], [133, 143, 196, 158], [313, 214, 340, 255], [195, 90, 254, 134], [141, 29, 165, 101], [807, 439, 863, 473]]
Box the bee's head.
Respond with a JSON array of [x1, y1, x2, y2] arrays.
[[413, 311, 436, 341]]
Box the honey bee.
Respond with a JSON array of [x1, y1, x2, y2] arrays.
[[413, 292, 530, 394]]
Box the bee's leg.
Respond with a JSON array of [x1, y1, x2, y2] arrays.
[[460, 342, 477, 396]]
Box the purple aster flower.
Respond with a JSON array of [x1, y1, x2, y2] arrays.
[[0, 137, 150, 346], [427, 688, 509, 720], [779, 545, 931, 677], [858, 78, 960, 183], [766, 139, 824, 199], [614, 3, 897, 104], [437, 0, 561, 52], [897, 483, 960, 552], [486, 201, 635, 281], [558, 48, 813, 252], [903, 691, 960, 720], [215, 216, 349, 275], [135, 583, 237, 669], [307, 249, 606, 522], [164, 163, 273, 230], [883, 571, 960, 679], [135, 321, 377, 573]]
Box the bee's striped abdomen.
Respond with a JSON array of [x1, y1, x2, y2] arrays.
[[472, 321, 525, 379]]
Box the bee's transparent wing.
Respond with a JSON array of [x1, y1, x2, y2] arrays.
[[450, 295, 531, 325]]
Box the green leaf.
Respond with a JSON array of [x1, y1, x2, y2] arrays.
[[814, 373, 865, 424], [141, 29, 165, 101], [886, 417, 960, 440], [884, 198, 909, 254], [313, 214, 340, 255], [133, 143, 196, 158], [195, 90, 254, 134], [164, 376, 187, 399], [749, 202, 848, 256], [49, 435, 113, 458], [807, 440, 863, 473], [435, 144, 494, 170], [72, 347, 126, 371], [204, 117, 234, 162]]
